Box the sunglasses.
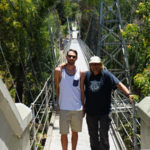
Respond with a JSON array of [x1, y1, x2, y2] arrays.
[[90, 63, 100, 66], [67, 55, 76, 59]]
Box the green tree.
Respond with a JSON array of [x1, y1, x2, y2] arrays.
[[0, 0, 61, 105], [122, 1, 150, 99]]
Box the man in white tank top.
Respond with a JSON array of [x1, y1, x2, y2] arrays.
[[54, 49, 85, 150]]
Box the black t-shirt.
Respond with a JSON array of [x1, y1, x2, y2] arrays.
[[84, 70, 120, 115]]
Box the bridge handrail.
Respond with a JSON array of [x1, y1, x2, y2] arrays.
[[112, 90, 140, 149], [64, 38, 72, 54], [30, 75, 52, 108], [29, 73, 54, 150], [29, 36, 72, 150], [78, 38, 94, 60]]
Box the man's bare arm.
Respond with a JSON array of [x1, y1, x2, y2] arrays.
[[54, 67, 61, 100], [80, 71, 85, 109]]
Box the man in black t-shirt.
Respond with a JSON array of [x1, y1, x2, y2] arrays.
[[83, 56, 133, 150]]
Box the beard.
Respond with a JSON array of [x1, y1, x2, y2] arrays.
[[68, 60, 75, 65]]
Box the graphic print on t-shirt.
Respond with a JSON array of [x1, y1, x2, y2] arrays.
[[90, 80, 103, 92]]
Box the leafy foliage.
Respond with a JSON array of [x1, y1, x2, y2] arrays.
[[122, 1, 150, 99], [0, 0, 149, 113], [0, 0, 81, 105], [134, 66, 150, 99], [0, 0, 60, 104]]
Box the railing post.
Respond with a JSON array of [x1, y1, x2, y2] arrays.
[[114, 93, 119, 129], [132, 102, 138, 150], [52, 72, 56, 111], [31, 104, 36, 150], [45, 85, 49, 130], [67, 17, 71, 39], [116, 111, 119, 129], [78, 25, 81, 39]]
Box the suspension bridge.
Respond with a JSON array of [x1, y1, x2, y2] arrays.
[[0, 1, 150, 150]]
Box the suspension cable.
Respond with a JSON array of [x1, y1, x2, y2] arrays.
[[0, 43, 21, 102]]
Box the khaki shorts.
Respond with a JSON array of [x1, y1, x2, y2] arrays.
[[59, 110, 83, 134]]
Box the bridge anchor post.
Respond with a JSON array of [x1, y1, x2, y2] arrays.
[[136, 96, 150, 149]]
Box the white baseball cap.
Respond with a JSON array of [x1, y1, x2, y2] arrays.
[[89, 56, 102, 64]]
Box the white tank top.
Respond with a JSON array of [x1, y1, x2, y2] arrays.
[[59, 68, 82, 111]]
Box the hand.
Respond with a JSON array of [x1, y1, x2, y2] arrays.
[[128, 95, 134, 103], [59, 63, 67, 69], [128, 94, 138, 103]]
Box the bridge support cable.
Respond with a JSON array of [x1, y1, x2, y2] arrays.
[[78, 24, 81, 39], [64, 38, 72, 55], [48, 24, 57, 66], [84, 15, 93, 42], [78, 39, 94, 66], [110, 119, 127, 150], [64, 17, 72, 53], [0, 43, 21, 102], [67, 17, 72, 39], [97, 0, 138, 149]]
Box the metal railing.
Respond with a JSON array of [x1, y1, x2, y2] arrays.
[[78, 38, 94, 65], [29, 74, 55, 150], [64, 38, 72, 54], [111, 91, 140, 150], [29, 30, 72, 150]]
